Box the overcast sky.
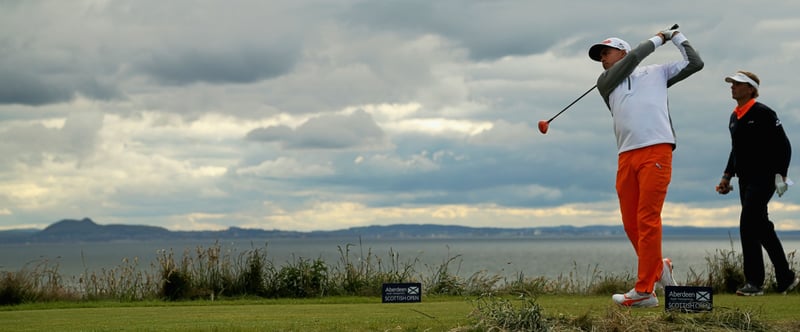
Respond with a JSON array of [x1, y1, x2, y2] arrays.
[[2, 0, 799, 232]]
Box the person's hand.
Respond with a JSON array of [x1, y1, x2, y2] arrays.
[[716, 178, 733, 195], [659, 28, 678, 42], [775, 174, 788, 197]]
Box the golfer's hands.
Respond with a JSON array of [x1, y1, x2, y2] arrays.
[[716, 178, 733, 195], [775, 174, 788, 197], [659, 29, 678, 42]]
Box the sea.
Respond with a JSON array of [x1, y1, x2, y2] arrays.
[[2, 236, 799, 283]]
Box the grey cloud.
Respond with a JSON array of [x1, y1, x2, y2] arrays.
[[0, 67, 122, 106], [0, 70, 73, 105], [0, 123, 59, 167], [245, 125, 293, 142], [343, 1, 796, 64], [0, 112, 103, 167], [1, 0, 307, 107], [302, 130, 615, 209], [137, 47, 298, 85], [246, 110, 386, 149], [343, 1, 677, 61], [344, 0, 554, 60], [292, 110, 385, 149], [61, 112, 105, 159]]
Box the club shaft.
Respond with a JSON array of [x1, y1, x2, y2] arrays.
[[544, 24, 676, 125], [547, 84, 597, 123]]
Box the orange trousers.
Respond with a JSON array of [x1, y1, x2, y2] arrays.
[[616, 143, 672, 293]]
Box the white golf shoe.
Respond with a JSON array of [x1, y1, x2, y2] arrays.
[[656, 257, 677, 289], [612, 288, 658, 308]]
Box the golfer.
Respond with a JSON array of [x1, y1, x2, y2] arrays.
[[588, 26, 704, 307], [716, 71, 800, 296]]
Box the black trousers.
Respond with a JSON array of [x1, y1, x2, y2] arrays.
[[738, 176, 794, 287]]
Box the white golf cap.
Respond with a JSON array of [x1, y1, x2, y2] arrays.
[[724, 72, 759, 89], [588, 37, 631, 62]]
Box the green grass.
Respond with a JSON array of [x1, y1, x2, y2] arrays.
[[2, 241, 798, 330], [0, 297, 469, 331], [2, 294, 798, 331]]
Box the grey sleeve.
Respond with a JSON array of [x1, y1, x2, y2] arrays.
[[666, 41, 704, 87], [596, 40, 656, 109]]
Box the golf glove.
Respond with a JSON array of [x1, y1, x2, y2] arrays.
[[660, 29, 678, 41], [775, 174, 788, 197]]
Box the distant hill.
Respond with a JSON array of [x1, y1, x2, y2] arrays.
[[4, 218, 303, 243], [0, 227, 38, 242], [34, 218, 172, 242], [1, 217, 798, 243]]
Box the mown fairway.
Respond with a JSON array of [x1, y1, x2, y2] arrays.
[[1, 294, 799, 331], [2, 298, 472, 331]]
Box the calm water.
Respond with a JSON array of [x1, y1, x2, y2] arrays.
[[2, 237, 799, 282]]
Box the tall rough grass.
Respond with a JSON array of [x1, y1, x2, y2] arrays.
[[273, 255, 328, 297], [79, 255, 159, 301], [157, 241, 279, 300], [682, 235, 799, 294], [1, 239, 797, 306], [329, 243, 419, 296], [425, 249, 466, 296], [231, 246, 271, 296], [0, 259, 78, 305]]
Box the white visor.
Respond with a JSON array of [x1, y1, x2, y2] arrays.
[[724, 72, 759, 89]]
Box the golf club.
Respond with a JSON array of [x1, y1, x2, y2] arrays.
[[537, 84, 596, 134], [538, 24, 679, 135]]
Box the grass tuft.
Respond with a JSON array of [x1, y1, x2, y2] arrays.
[[467, 293, 549, 332]]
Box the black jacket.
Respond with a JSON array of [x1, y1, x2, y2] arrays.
[[724, 101, 791, 179]]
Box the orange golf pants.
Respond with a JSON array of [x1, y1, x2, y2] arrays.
[[616, 143, 672, 293]]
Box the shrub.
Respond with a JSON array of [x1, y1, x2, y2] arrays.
[[0, 271, 31, 305], [274, 256, 329, 298], [190, 242, 232, 299], [161, 269, 191, 301], [0, 259, 76, 305], [233, 247, 271, 297], [157, 248, 192, 301], [156, 242, 271, 300]]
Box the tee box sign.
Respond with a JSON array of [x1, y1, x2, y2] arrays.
[[664, 286, 713, 312], [382, 283, 421, 303]]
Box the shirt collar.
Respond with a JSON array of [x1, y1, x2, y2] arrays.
[[734, 99, 756, 119]]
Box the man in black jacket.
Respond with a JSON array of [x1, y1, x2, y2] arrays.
[[716, 70, 799, 295]]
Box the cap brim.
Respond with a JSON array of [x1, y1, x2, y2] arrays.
[[588, 44, 608, 62], [725, 74, 759, 89]]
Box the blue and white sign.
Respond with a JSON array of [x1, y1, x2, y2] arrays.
[[664, 286, 713, 312], [382, 283, 421, 303]]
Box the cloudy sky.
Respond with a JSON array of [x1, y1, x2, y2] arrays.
[[2, 1, 799, 232]]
